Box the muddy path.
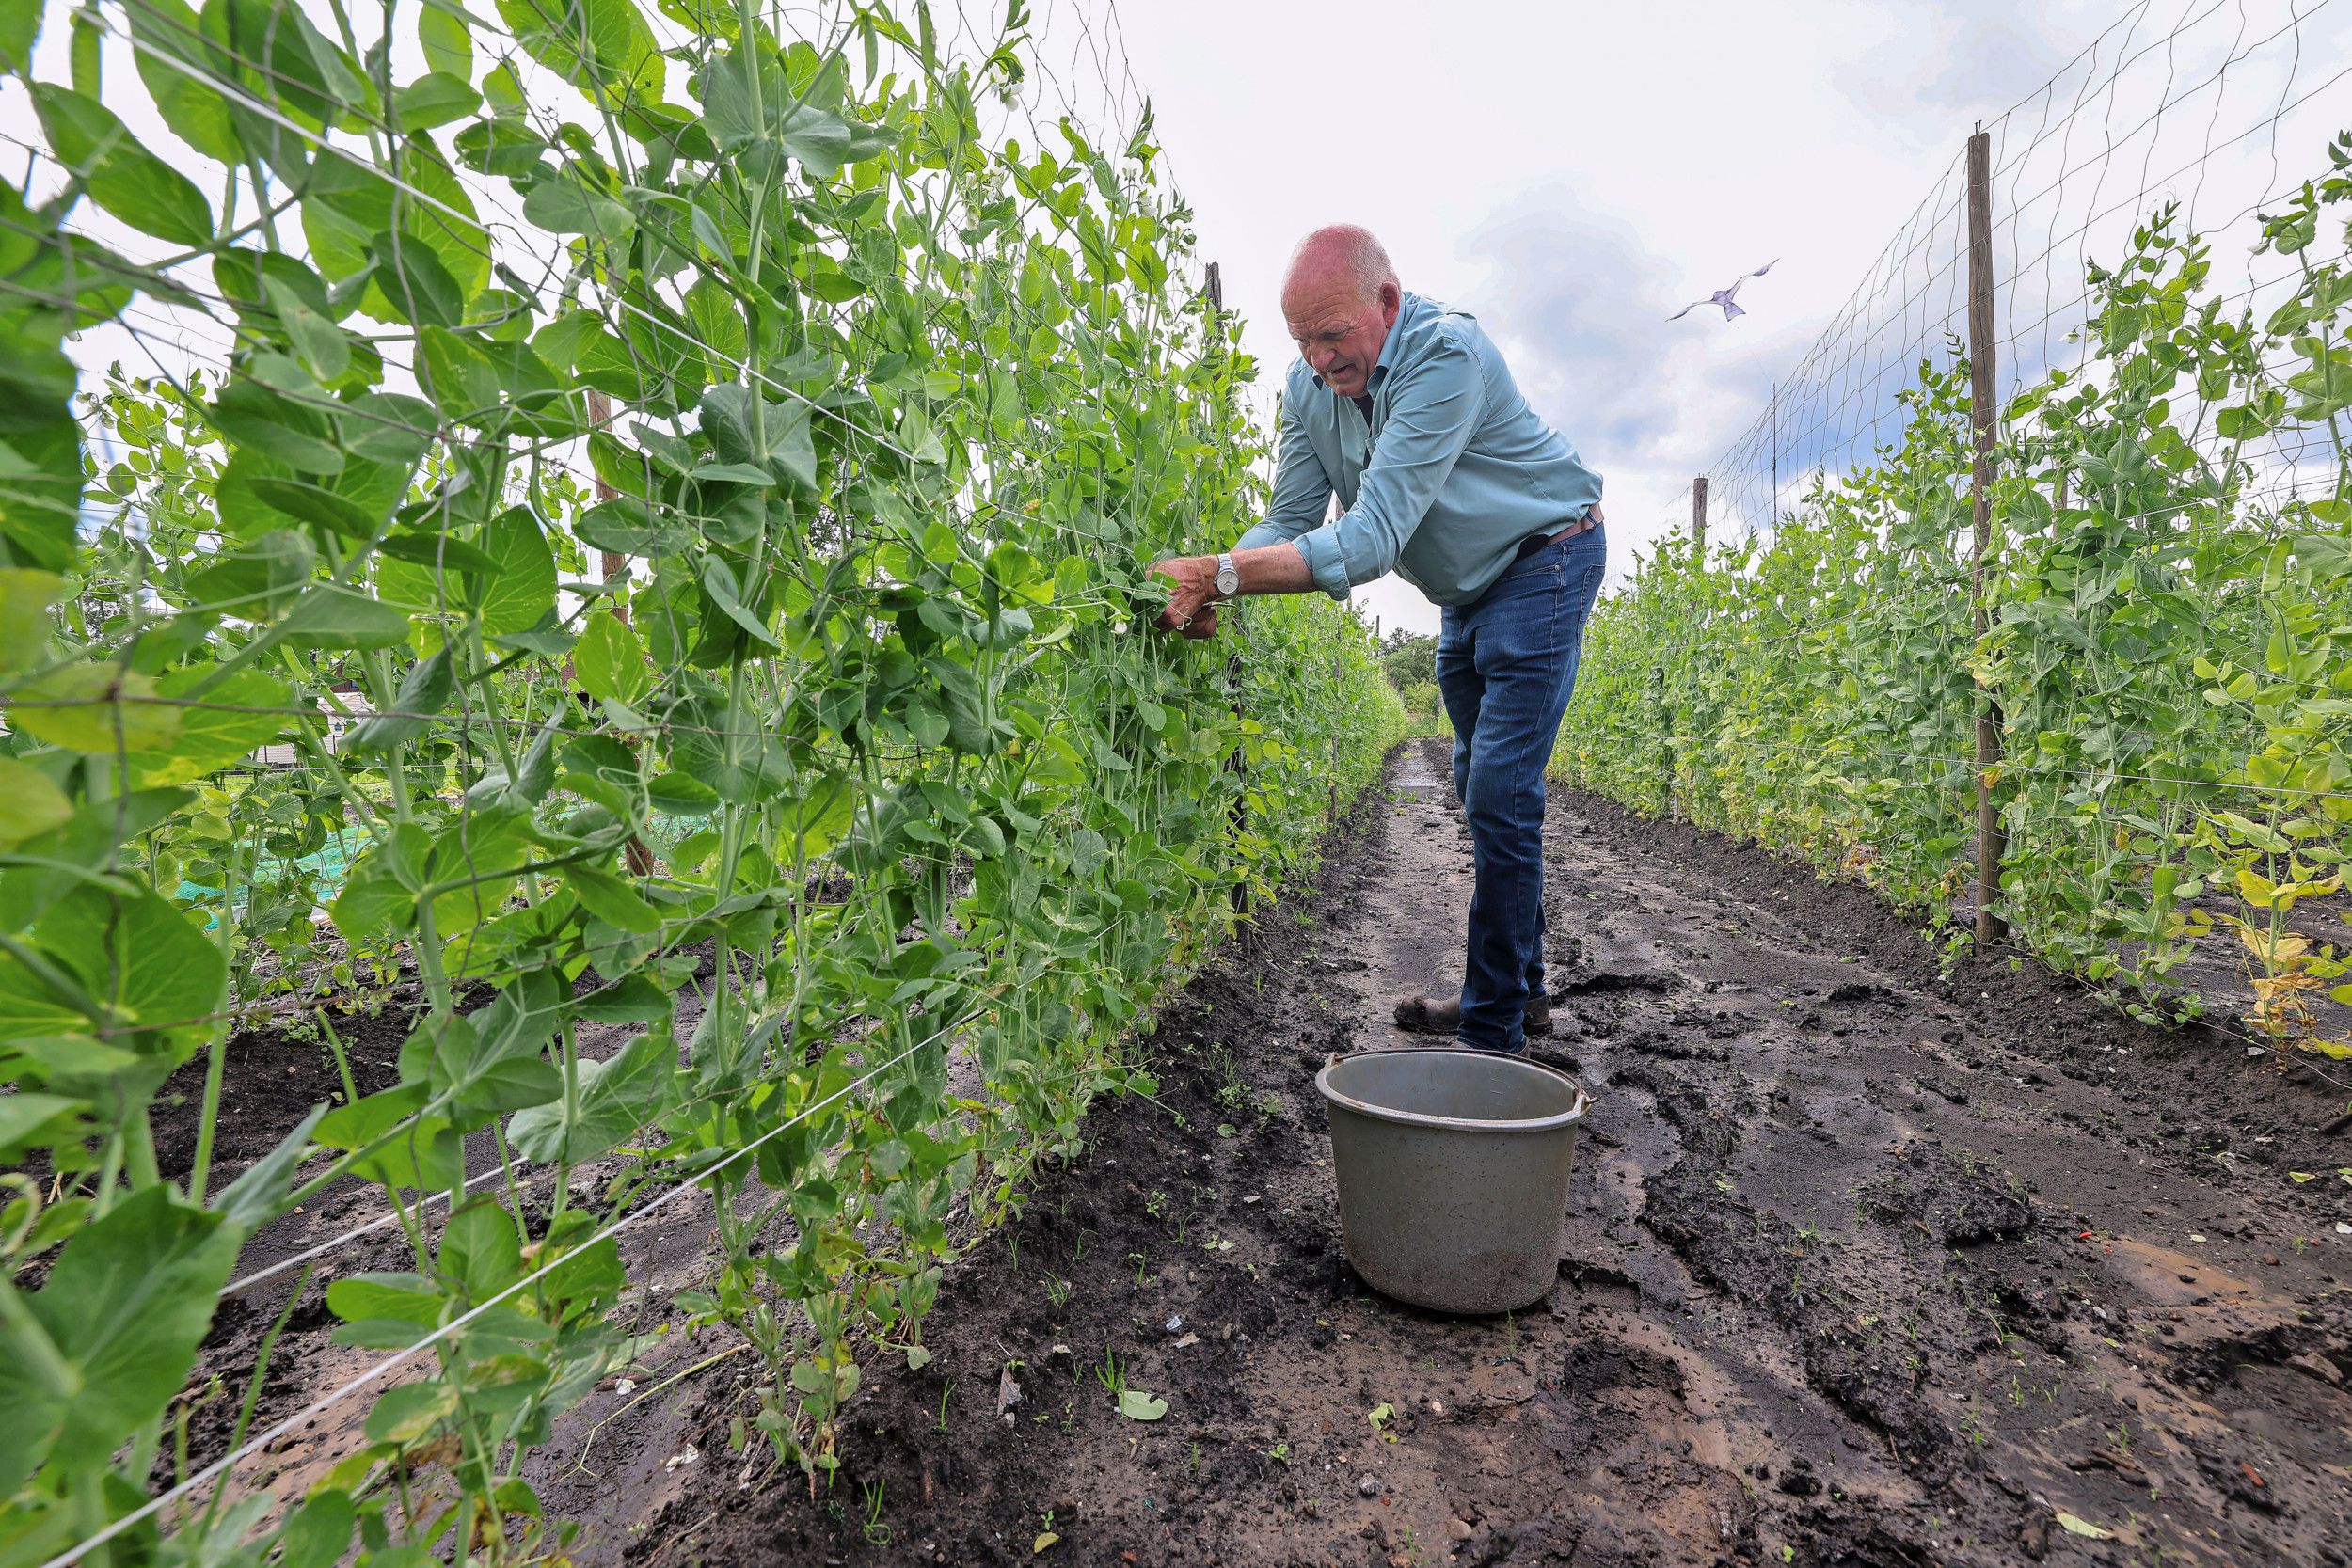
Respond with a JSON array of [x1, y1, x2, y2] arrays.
[[642, 740, 2351, 1568]]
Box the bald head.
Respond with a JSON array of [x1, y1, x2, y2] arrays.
[[1282, 226, 1403, 400], [1282, 225, 1398, 309]]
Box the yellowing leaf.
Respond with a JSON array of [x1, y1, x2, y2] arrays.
[[2055, 1512, 2113, 1541], [9, 664, 182, 753], [0, 757, 72, 844], [0, 570, 63, 672], [1032, 1532, 1058, 1554]]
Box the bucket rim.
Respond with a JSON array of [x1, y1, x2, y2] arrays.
[[1314, 1047, 1590, 1134]]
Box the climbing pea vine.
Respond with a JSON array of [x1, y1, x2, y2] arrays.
[[1556, 130, 2352, 1055], [0, 1, 1403, 1562]]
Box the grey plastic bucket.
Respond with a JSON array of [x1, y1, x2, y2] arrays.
[[1314, 1049, 1588, 1314]]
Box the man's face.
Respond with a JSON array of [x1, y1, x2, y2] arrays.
[[1284, 279, 1400, 400]]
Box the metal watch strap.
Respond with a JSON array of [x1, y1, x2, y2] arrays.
[[1216, 551, 1239, 599]]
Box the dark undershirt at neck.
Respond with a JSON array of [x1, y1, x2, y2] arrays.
[[1351, 393, 1374, 423]]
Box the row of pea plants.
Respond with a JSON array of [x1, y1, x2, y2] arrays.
[[0, 0, 1406, 1562], [1555, 129, 2352, 1056]]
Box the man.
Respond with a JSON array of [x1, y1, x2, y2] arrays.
[[1148, 225, 1607, 1056]]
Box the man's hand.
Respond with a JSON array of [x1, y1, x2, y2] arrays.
[[1147, 556, 1222, 641]]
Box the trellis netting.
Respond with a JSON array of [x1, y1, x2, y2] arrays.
[[1556, 0, 2352, 1060], [0, 0, 1403, 1560]]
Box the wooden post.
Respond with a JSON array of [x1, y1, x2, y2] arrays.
[[1669, 477, 1708, 818], [1769, 385, 1779, 524], [1227, 649, 1248, 917], [1207, 261, 1249, 918], [584, 388, 628, 625], [1328, 644, 1342, 823], [1965, 126, 2007, 945]]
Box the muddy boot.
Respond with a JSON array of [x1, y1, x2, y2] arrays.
[[1391, 993, 1554, 1037]]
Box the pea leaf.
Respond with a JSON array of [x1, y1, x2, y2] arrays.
[[377, 530, 501, 574], [35, 881, 226, 1040], [372, 230, 466, 331], [393, 71, 481, 131], [561, 863, 663, 932], [30, 84, 215, 245], [125, 0, 241, 163], [342, 648, 454, 754], [277, 583, 415, 649], [9, 663, 183, 753], [404, 1011, 563, 1127], [315, 1080, 464, 1190], [0, 758, 71, 844], [576, 610, 649, 705], [365, 1381, 458, 1446], [0, 1186, 240, 1492], [478, 507, 558, 636], [0, 569, 62, 671], [699, 559, 781, 648], [508, 1029, 676, 1162], [125, 667, 294, 785], [521, 172, 636, 243], [208, 376, 344, 476], [496, 0, 660, 103], [1115, 1387, 1168, 1421], [0, 0, 40, 71]]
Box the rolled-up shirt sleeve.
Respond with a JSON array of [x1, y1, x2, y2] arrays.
[[1286, 336, 1484, 600], [1234, 386, 1334, 560]]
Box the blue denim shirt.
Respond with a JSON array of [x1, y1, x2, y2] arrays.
[[1233, 291, 1603, 609]]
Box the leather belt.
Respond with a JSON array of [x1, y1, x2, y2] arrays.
[[1513, 504, 1603, 562]]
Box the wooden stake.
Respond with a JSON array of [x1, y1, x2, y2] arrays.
[[1207, 261, 1249, 917], [1692, 476, 1708, 565], [1965, 126, 2007, 945], [585, 388, 628, 626]]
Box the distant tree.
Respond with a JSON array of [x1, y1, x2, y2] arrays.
[[1377, 628, 1438, 691]]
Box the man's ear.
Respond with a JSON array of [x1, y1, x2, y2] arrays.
[[1379, 281, 1402, 325]]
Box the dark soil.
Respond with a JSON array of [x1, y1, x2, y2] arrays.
[[147, 993, 420, 1184], [105, 743, 2352, 1567], [631, 739, 2352, 1568]]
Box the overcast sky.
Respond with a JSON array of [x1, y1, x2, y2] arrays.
[[1104, 0, 2352, 635]]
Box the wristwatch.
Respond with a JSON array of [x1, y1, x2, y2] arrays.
[[1215, 551, 1239, 600]]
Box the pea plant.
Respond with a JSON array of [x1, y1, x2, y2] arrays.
[[0, 0, 1404, 1562], [1556, 128, 2352, 1054]]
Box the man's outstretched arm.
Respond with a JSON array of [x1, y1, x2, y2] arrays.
[[1145, 384, 1329, 640], [1146, 541, 1314, 640]]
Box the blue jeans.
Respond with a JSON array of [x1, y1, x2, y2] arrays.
[[1435, 523, 1607, 1051]]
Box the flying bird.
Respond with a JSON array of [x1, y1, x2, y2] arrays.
[[1668, 260, 1779, 322]]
